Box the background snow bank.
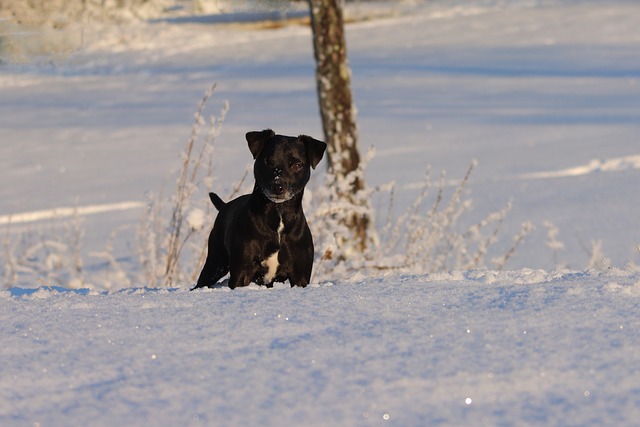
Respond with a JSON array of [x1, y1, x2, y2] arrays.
[[2, 268, 640, 426], [2, 0, 639, 289]]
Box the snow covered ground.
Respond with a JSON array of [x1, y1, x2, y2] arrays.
[[2, 269, 640, 426], [1, 0, 640, 425]]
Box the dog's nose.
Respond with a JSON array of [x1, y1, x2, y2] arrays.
[[272, 183, 285, 195]]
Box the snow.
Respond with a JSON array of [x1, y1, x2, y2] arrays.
[[3, 269, 640, 426], [2, 0, 640, 425], [186, 207, 206, 231], [0, 201, 145, 225], [518, 154, 640, 180]]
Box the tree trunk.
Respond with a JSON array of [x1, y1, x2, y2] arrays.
[[308, 0, 371, 254]]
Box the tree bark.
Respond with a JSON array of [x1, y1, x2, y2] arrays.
[[308, 0, 371, 253]]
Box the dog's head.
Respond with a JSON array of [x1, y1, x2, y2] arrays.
[[246, 129, 326, 203]]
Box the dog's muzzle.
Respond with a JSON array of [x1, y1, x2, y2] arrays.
[[264, 192, 293, 203], [263, 181, 294, 203]]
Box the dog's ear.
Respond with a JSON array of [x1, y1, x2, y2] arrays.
[[246, 129, 275, 159], [299, 135, 327, 169]]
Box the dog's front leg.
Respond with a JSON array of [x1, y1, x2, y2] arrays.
[[227, 267, 256, 289], [280, 241, 312, 288], [227, 237, 263, 289], [288, 254, 311, 287], [289, 276, 309, 288]]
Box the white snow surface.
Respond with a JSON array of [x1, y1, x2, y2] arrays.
[[2, 0, 640, 425], [2, 269, 640, 426]]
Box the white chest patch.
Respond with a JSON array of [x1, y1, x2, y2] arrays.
[[261, 215, 284, 283]]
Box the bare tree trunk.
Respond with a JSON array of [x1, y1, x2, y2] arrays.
[[308, 0, 371, 254]]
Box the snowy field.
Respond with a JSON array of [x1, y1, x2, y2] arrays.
[[2, 270, 640, 426], [1, 0, 640, 425]]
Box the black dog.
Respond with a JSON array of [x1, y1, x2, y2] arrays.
[[192, 129, 326, 290]]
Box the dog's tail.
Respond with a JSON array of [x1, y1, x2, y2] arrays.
[[209, 192, 226, 211]]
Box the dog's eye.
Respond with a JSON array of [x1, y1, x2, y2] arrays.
[[290, 162, 303, 172]]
